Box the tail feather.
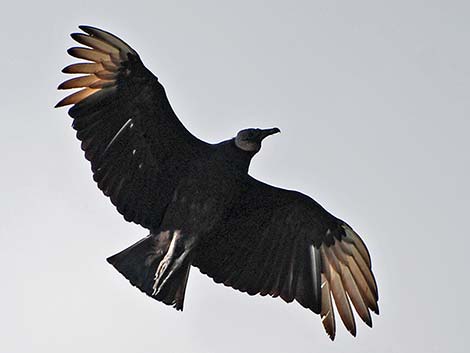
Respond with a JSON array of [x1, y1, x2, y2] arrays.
[[107, 233, 191, 310], [153, 264, 191, 311]]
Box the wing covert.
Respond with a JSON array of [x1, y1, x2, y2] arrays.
[[194, 177, 379, 340], [56, 26, 212, 229]]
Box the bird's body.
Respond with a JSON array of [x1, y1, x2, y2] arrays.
[[57, 25, 379, 340]]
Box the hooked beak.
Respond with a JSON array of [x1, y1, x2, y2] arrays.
[[259, 127, 281, 140]]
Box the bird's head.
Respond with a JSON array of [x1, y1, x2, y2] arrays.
[[234, 127, 281, 153]]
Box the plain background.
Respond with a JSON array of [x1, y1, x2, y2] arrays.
[[1, 1, 469, 352]]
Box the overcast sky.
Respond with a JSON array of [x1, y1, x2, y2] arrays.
[[1, 1, 469, 352]]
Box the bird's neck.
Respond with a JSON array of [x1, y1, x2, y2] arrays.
[[214, 139, 255, 174]]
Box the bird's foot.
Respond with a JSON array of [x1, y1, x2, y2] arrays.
[[152, 231, 196, 296]]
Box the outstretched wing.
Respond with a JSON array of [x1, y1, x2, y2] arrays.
[[56, 26, 211, 230], [194, 177, 379, 340]]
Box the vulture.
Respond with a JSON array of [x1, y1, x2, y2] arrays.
[[56, 25, 379, 340]]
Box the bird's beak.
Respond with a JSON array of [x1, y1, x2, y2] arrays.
[[260, 127, 281, 140]]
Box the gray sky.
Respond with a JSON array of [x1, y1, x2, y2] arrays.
[[1, 1, 469, 352]]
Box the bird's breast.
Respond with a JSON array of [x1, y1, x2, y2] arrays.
[[159, 162, 246, 237]]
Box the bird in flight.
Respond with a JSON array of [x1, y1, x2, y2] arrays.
[[56, 26, 379, 340]]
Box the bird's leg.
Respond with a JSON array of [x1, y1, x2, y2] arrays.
[[152, 230, 197, 296]]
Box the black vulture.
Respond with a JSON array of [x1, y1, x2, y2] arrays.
[[56, 26, 379, 340]]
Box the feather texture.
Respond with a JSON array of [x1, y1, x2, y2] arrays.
[[316, 226, 379, 338], [56, 27, 135, 107], [56, 25, 211, 230], [321, 273, 336, 339], [56, 26, 379, 340], [194, 181, 379, 340]]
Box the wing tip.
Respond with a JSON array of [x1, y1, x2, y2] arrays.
[[57, 81, 68, 90], [324, 324, 336, 341], [373, 304, 380, 315], [76, 25, 138, 56], [78, 25, 106, 37], [320, 226, 379, 338], [54, 98, 75, 108], [78, 24, 94, 32], [70, 32, 81, 41], [349, 326, 357, 337]]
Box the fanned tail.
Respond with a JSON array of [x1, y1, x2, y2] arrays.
[[107, 232, 191, 310]]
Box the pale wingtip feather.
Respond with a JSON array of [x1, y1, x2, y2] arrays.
[[71, 32, 121, 55], [342, 224, 372, 267], [78, 25, 137, 56], [320, 274, 336, 340], [67, 47, 110, 63], [55, 88, 100, 107], [62, 62, 104, 74], [329, 264, 356, 336], [58, 75, 99, 90], [340, 262, 372, 327], [320, 233, 379, 337]]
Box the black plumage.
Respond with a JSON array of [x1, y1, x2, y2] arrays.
[[56, 25, 379, 340]]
